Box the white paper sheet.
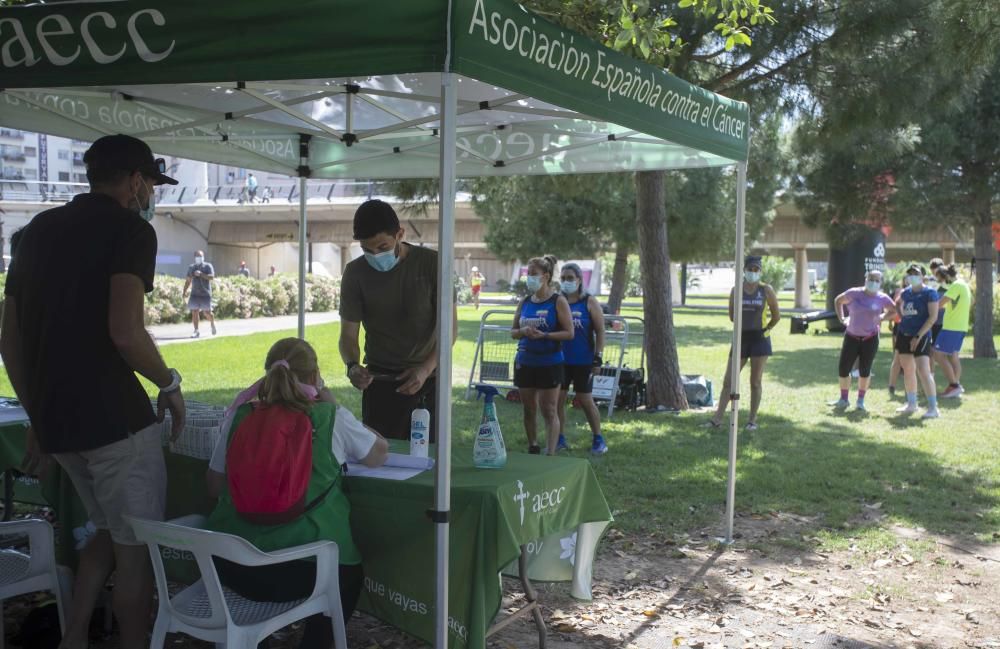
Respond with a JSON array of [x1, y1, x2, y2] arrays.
[[346, 452, 434, 481]]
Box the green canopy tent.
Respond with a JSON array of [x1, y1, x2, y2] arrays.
[[0, 0, 751, 645]]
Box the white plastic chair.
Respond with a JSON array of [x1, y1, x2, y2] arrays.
[[0, 518, 72, 649], [127, 514, 347, 649]]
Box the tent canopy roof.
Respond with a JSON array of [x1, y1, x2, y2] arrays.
[[0, 0, 749, 178]]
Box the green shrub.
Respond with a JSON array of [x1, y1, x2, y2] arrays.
[[144, 273, 339, 324], [759, 256, 794, 291]]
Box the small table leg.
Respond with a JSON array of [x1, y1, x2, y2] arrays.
[[486, 544, 546, 648]]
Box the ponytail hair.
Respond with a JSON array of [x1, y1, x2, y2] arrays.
[[259, 337, 319, 413], [939, 263, 959, 280], [528, 254, 558, 282]]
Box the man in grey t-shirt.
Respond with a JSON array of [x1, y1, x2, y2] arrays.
[[183, 249, 216, 338], [338, 200, 456, 440]]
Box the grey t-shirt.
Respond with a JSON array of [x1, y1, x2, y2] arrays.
[[187, 262, 215, 297], [339, 244, 437, 371]]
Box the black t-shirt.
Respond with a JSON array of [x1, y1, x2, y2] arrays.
[[4, 193, 158, 453]]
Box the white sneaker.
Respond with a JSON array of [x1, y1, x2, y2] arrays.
[[895, 403, 918, 415], [923, 408, 940, 419]]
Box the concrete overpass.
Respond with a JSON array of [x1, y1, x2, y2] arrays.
[[1, 181, 972, 306]]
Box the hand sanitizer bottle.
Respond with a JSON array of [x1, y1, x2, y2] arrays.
[[410, 404, 430, 458], [473, 385, 507, 469]]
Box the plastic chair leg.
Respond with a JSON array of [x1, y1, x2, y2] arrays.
[[149, 614, 169, 649]]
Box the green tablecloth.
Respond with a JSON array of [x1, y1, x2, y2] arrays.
[[0, 426, 612, 649]]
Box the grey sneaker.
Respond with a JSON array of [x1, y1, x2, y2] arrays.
[[923, 408, 940, 419], [828, 398, 850, 409]]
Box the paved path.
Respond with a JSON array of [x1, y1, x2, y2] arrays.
[[149, 312, 340, 346]]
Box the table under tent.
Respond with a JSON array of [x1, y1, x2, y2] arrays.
[[0, 0, 752, 646]]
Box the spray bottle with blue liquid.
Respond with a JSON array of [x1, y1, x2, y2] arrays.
[[473, 385, 507, 469]]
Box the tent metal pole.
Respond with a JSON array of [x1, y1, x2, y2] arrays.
[[297, 134, 311, 340], [725, 161, 748, 544], [433, 70, 458, 649], [298, 175, 307, 339]]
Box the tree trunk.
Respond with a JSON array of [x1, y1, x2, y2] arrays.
[[972, 209, 997, 359], [606, 244, 629, 314], [635, 171, 689, 410]]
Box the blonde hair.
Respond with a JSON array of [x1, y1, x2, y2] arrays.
[[527, 254, 558, 282], [259, 337, 318, 413]]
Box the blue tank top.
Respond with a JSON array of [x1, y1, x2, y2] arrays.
[[516, 294, 564, 367], [563, 296, 594, 366], [741, 285, 766, 332]]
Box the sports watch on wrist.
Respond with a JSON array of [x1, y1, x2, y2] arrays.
[[160, 368, 182, 393], [346, 361, 359, 377]]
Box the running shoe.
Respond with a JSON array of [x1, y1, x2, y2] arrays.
[[191, 330, 200, 338], [940, 385, 963, 399], [528, 444, 541, 455], [556, 434, 570, 451], [895, 403, 918, 415], [855, 400, 866, 411], [591, 435, 609, 455], [744, 421, 758, 431], [828, 398, 850, 409], [211, 322, 218, 335], [923, 408, 940, 419]]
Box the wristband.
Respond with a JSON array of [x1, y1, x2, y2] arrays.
[[592, 354, 603, 368], [160, 368, 182, 393], [346, 361, 359, 378]]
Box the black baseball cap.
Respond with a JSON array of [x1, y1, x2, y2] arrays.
[[353, 199, 400, 240], [83, 134, 178, 185]]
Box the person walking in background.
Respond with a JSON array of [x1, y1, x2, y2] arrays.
[[469, 266, 486, 310], [893, 264, 940, 418], [511, 255, 574, 455], [238, 260, 251, 278], [269, 265, 277, 277], [829, 270, 896, 411], [555, 262, 608, 454], [926, 258, 946, 376], [183, 249, 217, 338], [932, 263, 971, 398], [707, 256, 781, 431], [1, 134, 186, 649], [246, 173, 258, 203]]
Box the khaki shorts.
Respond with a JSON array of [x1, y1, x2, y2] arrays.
[[54, 424, 166, 546]]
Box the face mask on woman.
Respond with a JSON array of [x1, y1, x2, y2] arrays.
[[865, 281, 881, 294], [560, 280, 579, 294], [907, 275, 923, 288], [525, 275, 543, 292], [744, 271, 761, 283]]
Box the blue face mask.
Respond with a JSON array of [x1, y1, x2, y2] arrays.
[[135, 180, 155, 221], [865, 281, 881, 293], [525, 275, 543, 292], [744, 271, 761, 284], [560, 280, 579, 294], [907, 275, 923, 288], [364, 246, 399, 272]]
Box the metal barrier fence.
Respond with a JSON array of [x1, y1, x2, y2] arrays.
[[464, 310, 645, 418]]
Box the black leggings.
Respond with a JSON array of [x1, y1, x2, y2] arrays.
[[214, 558, 364, 649], [839, 334, 880, 378]]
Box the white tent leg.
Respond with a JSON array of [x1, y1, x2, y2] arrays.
[[298, 175, 307, 339], [725, 161, 748, 544], [433, 71, 458, 649]]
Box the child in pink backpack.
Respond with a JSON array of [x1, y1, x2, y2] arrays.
[[205, 337, 387, 648]]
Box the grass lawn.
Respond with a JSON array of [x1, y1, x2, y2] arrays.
[[6, 306, 998, 549]]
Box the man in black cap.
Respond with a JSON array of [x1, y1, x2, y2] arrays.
[[338, 199, 455, 440], [1, 134, 186, 649]]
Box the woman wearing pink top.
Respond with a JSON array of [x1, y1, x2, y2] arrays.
[[830, 270, 897, 410]]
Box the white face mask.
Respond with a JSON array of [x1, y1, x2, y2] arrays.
[[194, 256, 204, 265]]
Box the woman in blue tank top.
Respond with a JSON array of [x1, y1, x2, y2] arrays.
[[708, 256, 781, 431], [555, 263, 608, 455], [511, 255, 574, 455]]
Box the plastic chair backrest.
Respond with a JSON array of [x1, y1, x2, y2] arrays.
[[0, 518, 55, 580]]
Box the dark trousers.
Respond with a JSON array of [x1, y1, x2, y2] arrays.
[[361, 365, 437, 441], [214, 559, 363, 649], [839, 334, 880, 377]]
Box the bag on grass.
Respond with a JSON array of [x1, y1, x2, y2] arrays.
[[226, 404, 315, 525]]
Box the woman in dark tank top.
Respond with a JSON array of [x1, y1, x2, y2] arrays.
[[707, 256, 781, 431]]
